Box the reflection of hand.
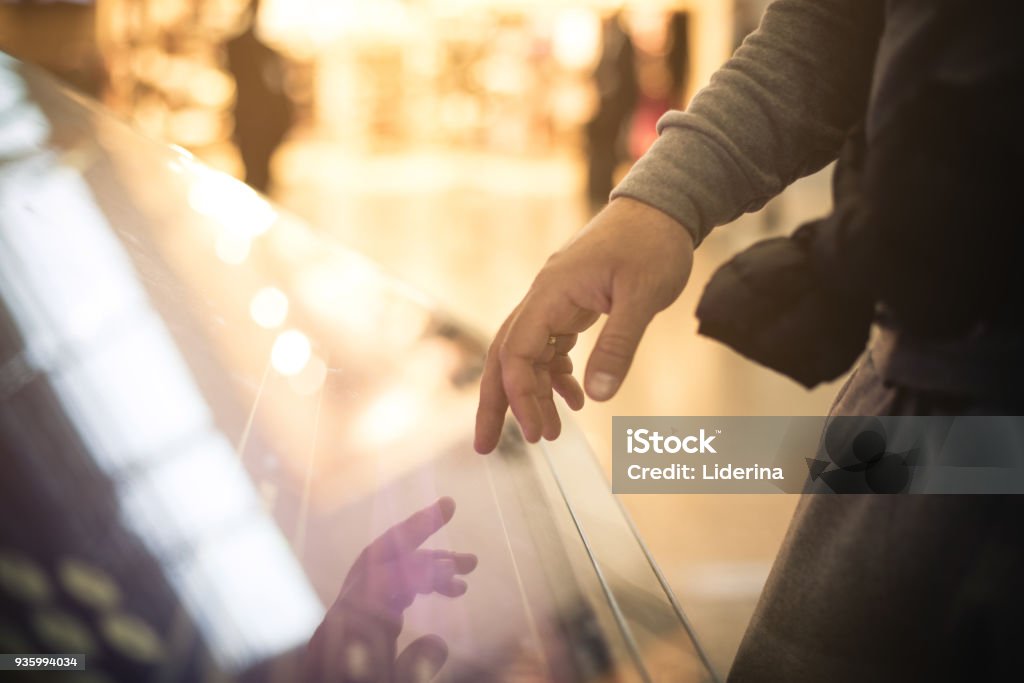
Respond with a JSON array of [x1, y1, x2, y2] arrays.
[[475, 197, 693, 453], [338, 497, 477, 618], [304, 497, 477, 682]]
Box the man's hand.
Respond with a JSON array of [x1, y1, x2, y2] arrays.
[[338, 497, 477, 618], [306, 498, 477, 682], [475, 197, 694, 453]]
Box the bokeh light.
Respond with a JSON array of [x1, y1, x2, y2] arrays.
[[271, 329, 312, 376], [357, 387, 420, 446], [249, 287, 290, 329]]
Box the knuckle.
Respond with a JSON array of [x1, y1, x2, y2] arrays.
[[540, 249, 566, 272], [497, 340, 513, 363], [551, 355, 573, 374], [595, 331, 636, 363]]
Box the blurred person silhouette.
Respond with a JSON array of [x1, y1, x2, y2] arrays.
[[665, 12, 690, 109], [627, 11, 689, 164], [475, 1, 1024, 681], [584, 13, 637, 212], [304, 497, 477, 682], [225, 0, 294, 194]]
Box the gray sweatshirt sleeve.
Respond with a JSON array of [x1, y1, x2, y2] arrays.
[[610, 0, 883, 245]]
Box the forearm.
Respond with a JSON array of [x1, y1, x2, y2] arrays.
[[612, 0, 884, 245]]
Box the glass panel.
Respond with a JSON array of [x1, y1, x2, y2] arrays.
[[0, 54, 712, 683]]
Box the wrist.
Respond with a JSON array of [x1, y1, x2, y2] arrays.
[[606, 196, 695, 254]]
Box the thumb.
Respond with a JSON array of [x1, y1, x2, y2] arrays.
[[585, 292, 654, 401]]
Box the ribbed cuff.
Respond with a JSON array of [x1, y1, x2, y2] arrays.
[[610, 123, 727, 248]]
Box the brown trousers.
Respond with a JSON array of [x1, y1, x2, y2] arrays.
[[728, 351, 1024, 682]]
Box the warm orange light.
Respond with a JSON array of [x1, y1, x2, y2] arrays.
[[215, 232, 250, 265], [552, 8, 602, 70], [289, 355, 328, 395], [356, 388, 420, 446], [188, 166, 277, 238], [249, 287, 290, 329], [271, 329, 312, 376]]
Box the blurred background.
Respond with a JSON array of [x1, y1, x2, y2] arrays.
[[0, 0, 842, 675]]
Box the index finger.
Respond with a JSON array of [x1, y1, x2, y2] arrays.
[[364, 497, 456, 561], [475, 318, 513, 453]]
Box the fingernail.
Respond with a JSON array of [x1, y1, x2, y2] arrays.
[[437, 497, 455, 520], [523, 424, 541, 443], [587, 372, 619, 400]]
